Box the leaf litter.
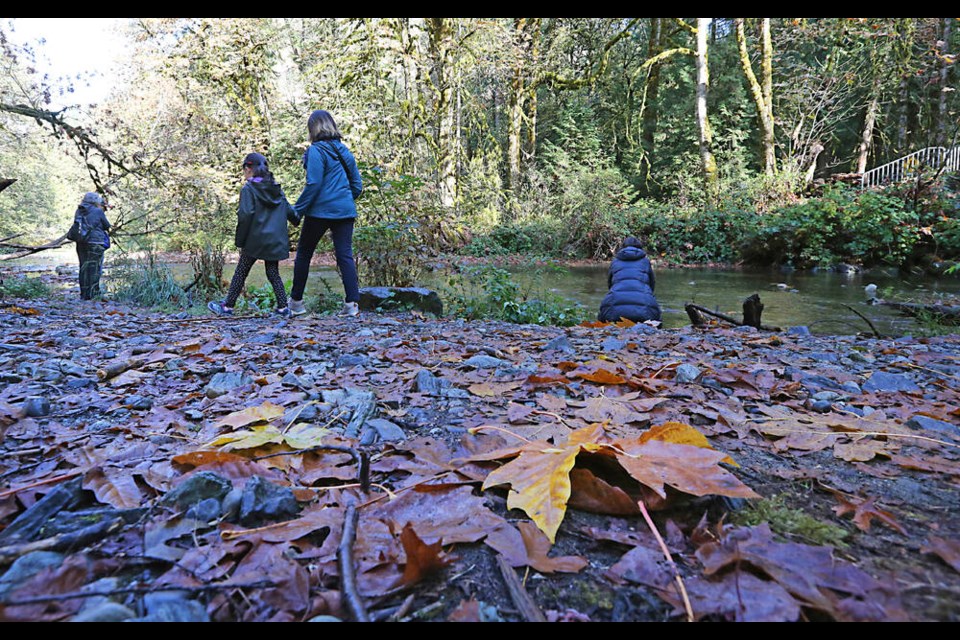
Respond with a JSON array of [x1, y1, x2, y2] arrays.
[[0, 292, 958, 621]]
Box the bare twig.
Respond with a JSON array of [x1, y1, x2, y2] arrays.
[[495, 554, 546, 622], [842, 304, 882, 338], [338, 502, 370, 622], [0, 580, 277, 606], [637, 499, 694, 622]]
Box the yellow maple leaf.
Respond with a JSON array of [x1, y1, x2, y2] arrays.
[[215, 401, 286, 429], [207, 424, 284, 450]]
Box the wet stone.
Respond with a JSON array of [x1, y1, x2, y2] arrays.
[[125, 395, 153, 411], [71, 602, 136, 622], [675, 364, 701, 384], [162, 472, 232, 511], [0, 551, 65, 598], [463, 354, 507, 369], [862, 371, 921, 393], [183, 409, 204, 421], [414, 369, 443, 395], [542, 334, 574, 353], [185, 497, 223, 523], [66, 377, 97, 390], [22, 396, 50, 417], [905, 415, 959, 435], [136, 591, 210, 623], [601, 337, 626, 351], [204, 371, 254, 399], [336, 353, 369, 368], [239, 476, 300, 527], [787, 326, 812, 336]]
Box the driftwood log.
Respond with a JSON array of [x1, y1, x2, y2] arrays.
[[685, 293, 781, 332], [879, 300, 960, 323]]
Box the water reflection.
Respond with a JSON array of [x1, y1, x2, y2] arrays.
[[10, 249, 960, 336]]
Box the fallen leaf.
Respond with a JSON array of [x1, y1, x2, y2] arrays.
[[215, 401, 286, 429], [517, 521, 588, 573], [921, 536, 960, 573], [831, 493, 907, 535]]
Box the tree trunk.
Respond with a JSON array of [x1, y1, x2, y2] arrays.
[[426, 18, 458, 209], [936, 18, 953, 147], [735, 18, 776, 175], [695, 18, 719, 204], [855, 89, 880, 175], [640, 18, 664, 193]]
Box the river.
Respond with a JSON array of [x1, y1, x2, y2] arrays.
[[8, 248, 960, 336]]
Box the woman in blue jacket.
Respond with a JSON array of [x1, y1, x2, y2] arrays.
[[288, 110, 363, 317], [598, 237, 662, 324]]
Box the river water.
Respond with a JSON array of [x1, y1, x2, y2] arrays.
[[9, 249, 960, 336]]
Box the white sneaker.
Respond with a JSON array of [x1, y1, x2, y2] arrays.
[[289, 298, 307, 316], [341, 301, 360, 317]]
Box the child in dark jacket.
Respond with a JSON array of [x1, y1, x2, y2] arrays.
[[208, 153, 298, 317], [598, 236, 661, 324]]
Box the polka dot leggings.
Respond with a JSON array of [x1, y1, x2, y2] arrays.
[[224, 252, 287, 310]]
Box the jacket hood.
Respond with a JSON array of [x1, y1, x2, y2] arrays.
[[246, 180, 286, 206], [77, 202, 102, 215], [616, 245, 647, 261]]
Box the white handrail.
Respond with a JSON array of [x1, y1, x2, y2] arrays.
[[862, 146, 960, 187]]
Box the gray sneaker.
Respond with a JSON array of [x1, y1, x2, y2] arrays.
[[341, 301, 360, 317], [289, 298, 307, 316]]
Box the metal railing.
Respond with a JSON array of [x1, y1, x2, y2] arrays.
[[861, 146, 960, 188]]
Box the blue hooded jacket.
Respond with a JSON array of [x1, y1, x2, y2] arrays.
[[598, 245, 661, 323], [293, 139, 363, 220]]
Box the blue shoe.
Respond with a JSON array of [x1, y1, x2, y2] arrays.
[[273, 307, 291, 318], [207, 300, 234, 316]]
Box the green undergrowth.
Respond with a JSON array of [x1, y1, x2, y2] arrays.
[[730, 494, 850, 548], [0, 274, 50, 299]]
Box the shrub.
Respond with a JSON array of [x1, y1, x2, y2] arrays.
[[0, 275, 50, 299], [111, 255, 189, 309], [440, 262, 588, 327]]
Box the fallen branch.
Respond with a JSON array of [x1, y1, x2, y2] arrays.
[[638, 499, 693, 622], [684, 302, 781, 332], [0, 580, 277, 606], [0, 517, 124, 566], [338, 502, 370, 622], [495, 554, 546, 622], [0, 470, 84, 500], [842, 304, 882, 338]]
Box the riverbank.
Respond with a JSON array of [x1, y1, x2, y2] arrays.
[[0, 286, 958, 621]]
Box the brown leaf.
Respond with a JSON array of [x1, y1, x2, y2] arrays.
[[83, 466, 143, 509], [517, 521, 588, 574], [575, 368, 627, 385], [400, 523, 453, 585], [568, 467, 640, 516], [215, 401, 286, 429], [661, 573, 802, 622], [831, 494, 907, 535], [695, 523, 908, 621], [172, 450, 252, 468], [921, 536, 960, 573]]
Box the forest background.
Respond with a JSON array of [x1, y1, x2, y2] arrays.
[[1, 17, 958, 306]]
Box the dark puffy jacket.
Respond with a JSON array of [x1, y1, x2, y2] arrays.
[[75, 203, 110, 247], [235, 180, 296, 261], [598, 245, 661, 323], [293, 139, 363, 221]]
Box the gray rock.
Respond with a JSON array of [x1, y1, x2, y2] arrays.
[[626, 322, 659, 335], [359, 286, 443, 316], [285, 403, 320, 423], [808, 351, 840, 363], [366, 418, 406, 442], [847, 351, 875, 363], [787, 326, 811, 336], [183, 409, 204, 421], [812, 391, 843, 402], [0, 551, 65, 598], [840, 381, 862, 395], [675, 364, 701, 384], [125, 395, 153, 411], [336, 354, 369, 368], [22, 396, 50, 417], [413, 369, 443, 395], [0, 478, 84, 545], [185, 497, 223, 523], [204, 371, 254, 399], [905, 415, 959, 435], [463, 354, 506, 369], [66, 378, 97, 390], [862, 371, 921, 393], [806, 399, 834, 413], [281, 372, 308, 388], [541, 335, 574, 353], [162, 472, 232, 511], [135, 591, 210, 622], [239, 476, 300, 527], [249, 331, 278, 344], [601, 337, 626, 352], [71, 602, 137, 622]]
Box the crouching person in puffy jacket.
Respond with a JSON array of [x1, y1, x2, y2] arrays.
[[598, 236, 661, 324]]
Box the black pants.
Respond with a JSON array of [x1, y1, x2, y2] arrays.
[[224, 252, 288, 309], [291, 217, 359, 303], [77, 243, 105, 300]]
